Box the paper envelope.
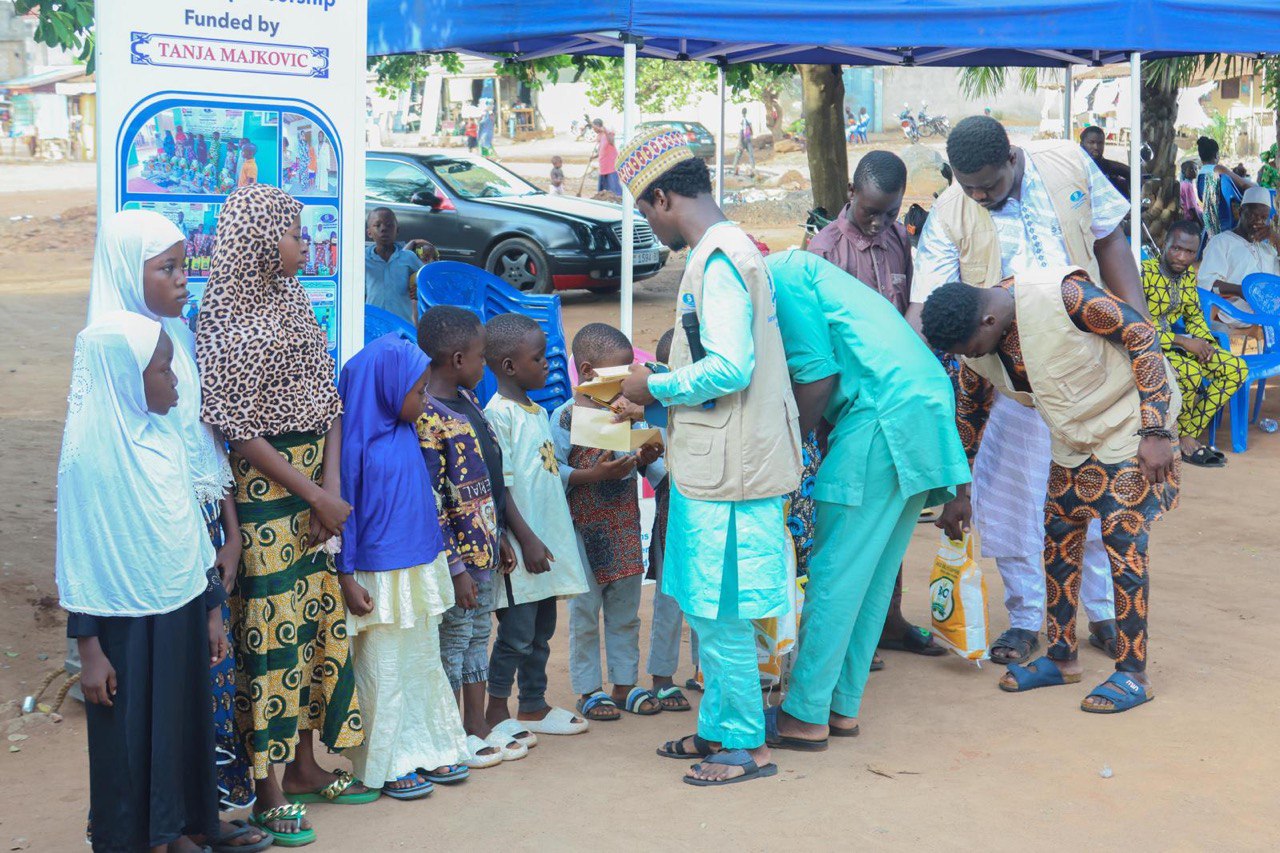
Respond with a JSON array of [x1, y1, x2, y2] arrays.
[[569, 405, 661, 453], [572, 364, 633, 406]]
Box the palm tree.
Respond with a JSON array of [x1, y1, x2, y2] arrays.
[[956, 58, 1238, 242]]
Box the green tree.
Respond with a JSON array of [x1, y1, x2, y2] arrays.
[[15, 0, 94, 72], [958, 58, 1241, 242]]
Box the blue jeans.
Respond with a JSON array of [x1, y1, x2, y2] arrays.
[[438, 573, 494, 691]]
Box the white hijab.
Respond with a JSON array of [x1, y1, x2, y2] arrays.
[[88, 209, 233, 507], [56, 311, 214, 616]]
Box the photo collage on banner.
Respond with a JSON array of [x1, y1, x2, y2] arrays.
[[120, 103, 342, 361]]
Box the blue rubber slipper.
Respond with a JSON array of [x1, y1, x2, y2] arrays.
[[1000, 656, 1082, 693], [381, 772, 433, 801], [422, 764, 469, 785], [764, 705, 827, 752], [1081, 672, 1155, 714], [620, 686, 662, 715], [684, 749, 778, 787], [577, 691, 620, 721]]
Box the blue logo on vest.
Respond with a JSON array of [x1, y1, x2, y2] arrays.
[[1069, 189, 1086, 209], [680, 292, 696, 313]]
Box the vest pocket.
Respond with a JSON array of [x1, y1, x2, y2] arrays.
[[1046, 348, 1106, 399], [680, 429, 727, 491]]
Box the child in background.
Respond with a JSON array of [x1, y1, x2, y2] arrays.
[[549, 156, 565, 195], [1180, 160, 1204, 224], [337, 332, 472, 800], [482, 313, 591, 741], [644, 328, 694, 711], [550, 322, 664, 722], [58, 312, 224, 852], [237, 139, 258, 188], [416, 306, 526, 768], [464, 119, 479, 152]]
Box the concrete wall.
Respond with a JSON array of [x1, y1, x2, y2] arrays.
[[879, 67, 1043, 131]]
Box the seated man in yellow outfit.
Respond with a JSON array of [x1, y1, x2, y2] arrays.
[[1141, 219, 1248, 468]]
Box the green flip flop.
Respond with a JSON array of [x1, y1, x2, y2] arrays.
[[249, 804, 316, 848], [285, 769, 382, 805]]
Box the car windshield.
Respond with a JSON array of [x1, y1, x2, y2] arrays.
[[432, 158, 539, 199]]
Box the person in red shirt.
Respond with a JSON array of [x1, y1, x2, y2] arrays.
[[592, 119, 621, 195], [806, 151, 949, 663]]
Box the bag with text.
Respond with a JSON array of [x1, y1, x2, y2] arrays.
[[929, 533, 989, 662]]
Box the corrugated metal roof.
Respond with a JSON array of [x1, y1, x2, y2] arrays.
[[0, 67, 88, 92]]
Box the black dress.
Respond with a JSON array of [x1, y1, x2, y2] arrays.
[[68, 574, 222, 852]]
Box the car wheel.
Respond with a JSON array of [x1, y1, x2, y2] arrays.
[[486, 237, 552, 294]]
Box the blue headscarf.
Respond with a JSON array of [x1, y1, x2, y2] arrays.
[[337, 332, 443, 573]]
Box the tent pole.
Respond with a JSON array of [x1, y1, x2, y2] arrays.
[[621, 38, 637, 340], [1062, 65, 1073, 140], [1129, 51, 1142, 268], [716, 62, 726, 208]]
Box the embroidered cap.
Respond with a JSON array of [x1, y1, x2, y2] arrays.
[[617, 126, 698, 200]]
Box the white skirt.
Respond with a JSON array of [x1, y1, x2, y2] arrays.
[[344, 555, 469, 787], [971, 394, 1053, 560]]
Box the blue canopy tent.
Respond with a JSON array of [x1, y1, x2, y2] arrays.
[[368, 0, 1280, 336]]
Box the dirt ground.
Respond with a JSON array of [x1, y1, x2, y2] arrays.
[[1, 166, 1277, 852]]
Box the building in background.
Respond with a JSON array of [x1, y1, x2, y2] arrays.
[[0, 0, 94, 159]]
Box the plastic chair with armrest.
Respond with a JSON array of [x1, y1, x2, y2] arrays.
[[1198, 289, 1280, 452]]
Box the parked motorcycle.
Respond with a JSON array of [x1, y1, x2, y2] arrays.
[[899, 104, 921, 143], [917, 101, 951, 138]]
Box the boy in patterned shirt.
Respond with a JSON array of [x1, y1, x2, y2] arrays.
[[416, 306, 522, 766]]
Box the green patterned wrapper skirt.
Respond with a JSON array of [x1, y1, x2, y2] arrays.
[[230, 431, 363, 780]]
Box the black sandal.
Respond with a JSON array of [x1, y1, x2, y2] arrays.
[[878, 625, 948, 657], [990, 628, 1039, 666], [656, 733, 716, 760], [1181, 446, 1225, 468], [1088, 620, 1119, 658]]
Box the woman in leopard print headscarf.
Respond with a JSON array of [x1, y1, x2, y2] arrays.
[[196, 184, 376, 844]]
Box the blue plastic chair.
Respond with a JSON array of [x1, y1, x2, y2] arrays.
[[1198, 289, 1280, 452], [417, 261, 572, 414], [363, 304, 415, 346], [1217, 175, 1241, 232]]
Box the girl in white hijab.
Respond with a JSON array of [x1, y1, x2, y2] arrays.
[[83, 211, 270, 850], [57, 309, 225, 852]]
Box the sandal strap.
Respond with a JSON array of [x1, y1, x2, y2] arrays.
[[581, 692, 617, 714], [320, 769, 356, 800], [259, 803, 306, 823], [655, 686, 686, 700], [625, 687, 657, 710]]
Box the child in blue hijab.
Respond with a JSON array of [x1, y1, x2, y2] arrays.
[[337, 331, 472, 798]]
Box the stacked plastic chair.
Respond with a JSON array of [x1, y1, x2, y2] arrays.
[[363, 304, 416, 345], [416, 261, 572, 414]]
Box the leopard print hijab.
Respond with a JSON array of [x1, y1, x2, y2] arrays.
[[195, 184, 342, 442]]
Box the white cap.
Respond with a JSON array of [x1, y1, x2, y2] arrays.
[[1242, 186, 1272, 209]]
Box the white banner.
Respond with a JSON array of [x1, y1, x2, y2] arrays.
[[96, 0, 367, 368]]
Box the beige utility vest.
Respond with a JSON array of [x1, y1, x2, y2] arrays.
[[666, 223, 802, 501], [929, 140, 1104, 288], [963, 266, 1182, 468]]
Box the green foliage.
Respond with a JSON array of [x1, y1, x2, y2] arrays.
[[956, 66, 1039, 100], [367, 53, 463, 98], [15, 0, 94, 72], [1203, 110, 1230, 148]]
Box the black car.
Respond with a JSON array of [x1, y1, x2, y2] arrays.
[[366, 152, 669, 293], [635, 120, 716, 162]]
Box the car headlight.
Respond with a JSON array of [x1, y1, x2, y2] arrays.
[[571, 223, 595, 250]]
